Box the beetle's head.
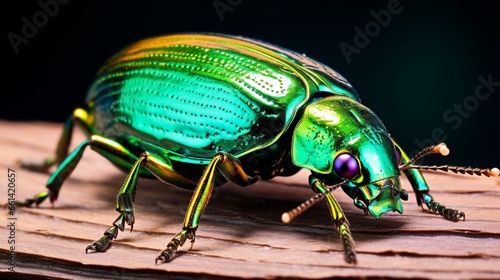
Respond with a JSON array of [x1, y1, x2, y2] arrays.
[[291, 96, 407, 218]]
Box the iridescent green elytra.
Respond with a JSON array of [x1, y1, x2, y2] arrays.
[[21, 33, 499, 265]]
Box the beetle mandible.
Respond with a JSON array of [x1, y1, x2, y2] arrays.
[[20, 33, 499, 264]]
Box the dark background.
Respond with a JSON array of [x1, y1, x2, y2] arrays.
[[2, 0, 499, 168]]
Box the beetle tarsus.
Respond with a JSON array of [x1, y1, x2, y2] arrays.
[[156, 229, 192, 264], [86, 225, 119, 253], [339, 223, 357, 264], [418, 192, 465, 221], [428, 201, 465, 221], [86, 235, 112, 253], [345, 251, 357, 264]]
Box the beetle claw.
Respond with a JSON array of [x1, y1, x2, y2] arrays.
[[86, 235, 112, 253], [344, 250, 357, 264], [86, 225, 118, 254], [124, 212, 135, 232], [116, 193, 135, 231], [155, 249, 173, 264]]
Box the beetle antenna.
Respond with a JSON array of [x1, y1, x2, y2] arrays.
[[399, 142, 450, 170], [404, 165, 499, 177], [400, 142, 499, 177], [281, 180, 347, 224]]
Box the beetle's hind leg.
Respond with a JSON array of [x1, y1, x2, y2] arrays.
[[22, 131, 145, 208], [22, 139, 92, 207], [20, 108, 93, 206], [20, 108, 92, 172]]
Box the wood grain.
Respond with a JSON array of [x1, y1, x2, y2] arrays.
[[0, 120, 499, 279]]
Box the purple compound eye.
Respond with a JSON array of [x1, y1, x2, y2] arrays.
[[333, 153, 359, 179]]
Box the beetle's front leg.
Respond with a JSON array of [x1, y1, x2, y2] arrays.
[[309, 175, 356, 264], [416, 190, 465, 221], [156, 152, 257, 264], [395, 142, 465, 221]]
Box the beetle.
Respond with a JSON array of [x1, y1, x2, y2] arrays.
[[20, 33, 499, 264]]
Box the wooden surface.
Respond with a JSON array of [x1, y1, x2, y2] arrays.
[[0, 120, 499, 280]]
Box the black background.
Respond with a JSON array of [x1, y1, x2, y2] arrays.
[[2, 0, 499, 168]]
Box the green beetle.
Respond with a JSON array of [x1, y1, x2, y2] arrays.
[[21, 33, 499, 264]]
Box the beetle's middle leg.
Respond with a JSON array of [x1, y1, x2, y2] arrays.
[[85, 148, 198, 254], [85, 151, 147, 254], [155, 151, 257, 264]]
